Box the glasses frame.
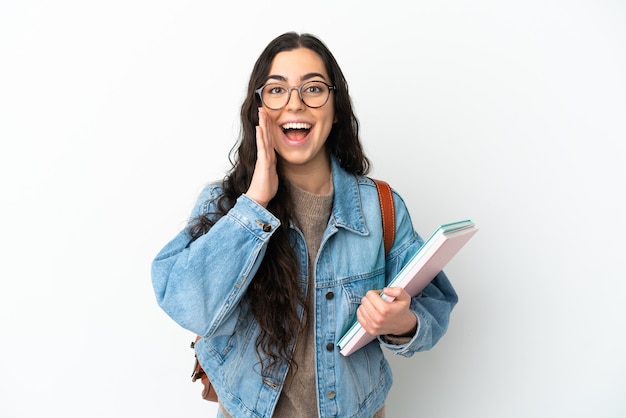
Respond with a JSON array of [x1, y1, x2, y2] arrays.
[[255, 80, 336, 110]]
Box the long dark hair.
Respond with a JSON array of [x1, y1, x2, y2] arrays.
[[189, 32, 370, 378]]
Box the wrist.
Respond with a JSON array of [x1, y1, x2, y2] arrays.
[[391, 314, 417, 337], [244, 192, 269, 208]]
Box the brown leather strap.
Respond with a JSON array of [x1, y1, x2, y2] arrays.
[[372, 178, 396, 255], [191, 336, 218, 402]]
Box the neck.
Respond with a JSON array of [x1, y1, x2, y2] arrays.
[[281, 155, 332, 195]]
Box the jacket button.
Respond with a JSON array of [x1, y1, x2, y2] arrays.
[[327, 391, 336, 399], [326, 342, 334, 351], [256, 220, 273, 232], [325, 291, 334, 300]]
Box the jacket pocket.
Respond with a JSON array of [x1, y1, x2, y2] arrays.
[[340, 269, 386, 321]]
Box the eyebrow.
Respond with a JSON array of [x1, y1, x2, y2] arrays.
[[265, 72, 328, 83]]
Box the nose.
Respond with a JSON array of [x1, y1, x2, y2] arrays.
[[286, 86, 305, 109]]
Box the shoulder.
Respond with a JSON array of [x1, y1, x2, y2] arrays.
[[357, 176, 410, 211], [359, 176, 420, 251], [191, 179, 228, 216], [199, 179, 226, 200], [352, 175, 414, 222]]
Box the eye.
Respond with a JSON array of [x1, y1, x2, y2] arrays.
[[303, 82, 325, 95], [266, 84, 287, 95]]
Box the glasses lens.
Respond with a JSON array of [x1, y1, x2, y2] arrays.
[[261, 84, 288, 110], [300, 81, 330, 108]]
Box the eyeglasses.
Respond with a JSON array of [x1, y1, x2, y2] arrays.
[[256, 80, 336, 110]]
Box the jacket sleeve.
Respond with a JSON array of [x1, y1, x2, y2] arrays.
[[377, 192, 459, 357], [151, 185, 280, 337]]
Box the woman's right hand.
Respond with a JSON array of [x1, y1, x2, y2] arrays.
[[245, 108, 278, 207]]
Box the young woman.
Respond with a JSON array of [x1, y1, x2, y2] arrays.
[[151, 32, 458, 418]]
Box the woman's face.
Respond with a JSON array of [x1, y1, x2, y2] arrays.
[[262, 47, 335, 173]]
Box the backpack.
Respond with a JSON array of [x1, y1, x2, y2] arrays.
[[190, 178, 396, 402]]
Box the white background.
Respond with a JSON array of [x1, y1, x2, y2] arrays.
[[1, 1, 625, 417]]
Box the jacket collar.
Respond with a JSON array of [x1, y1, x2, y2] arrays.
[[330, 155, 368, 236]]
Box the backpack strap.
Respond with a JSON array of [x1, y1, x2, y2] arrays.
[[191, 336, 218, 401], [371, 178, 396, 255]]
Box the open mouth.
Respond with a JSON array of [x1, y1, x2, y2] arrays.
[[282, 122, 311, 142]]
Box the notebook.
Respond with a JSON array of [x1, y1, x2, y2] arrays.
[[337, 219, 478, 356]]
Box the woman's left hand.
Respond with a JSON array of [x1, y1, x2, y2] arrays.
[[356, 287, 418, 337]]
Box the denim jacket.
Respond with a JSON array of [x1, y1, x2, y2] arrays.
[[151, 156, 458, 418]]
